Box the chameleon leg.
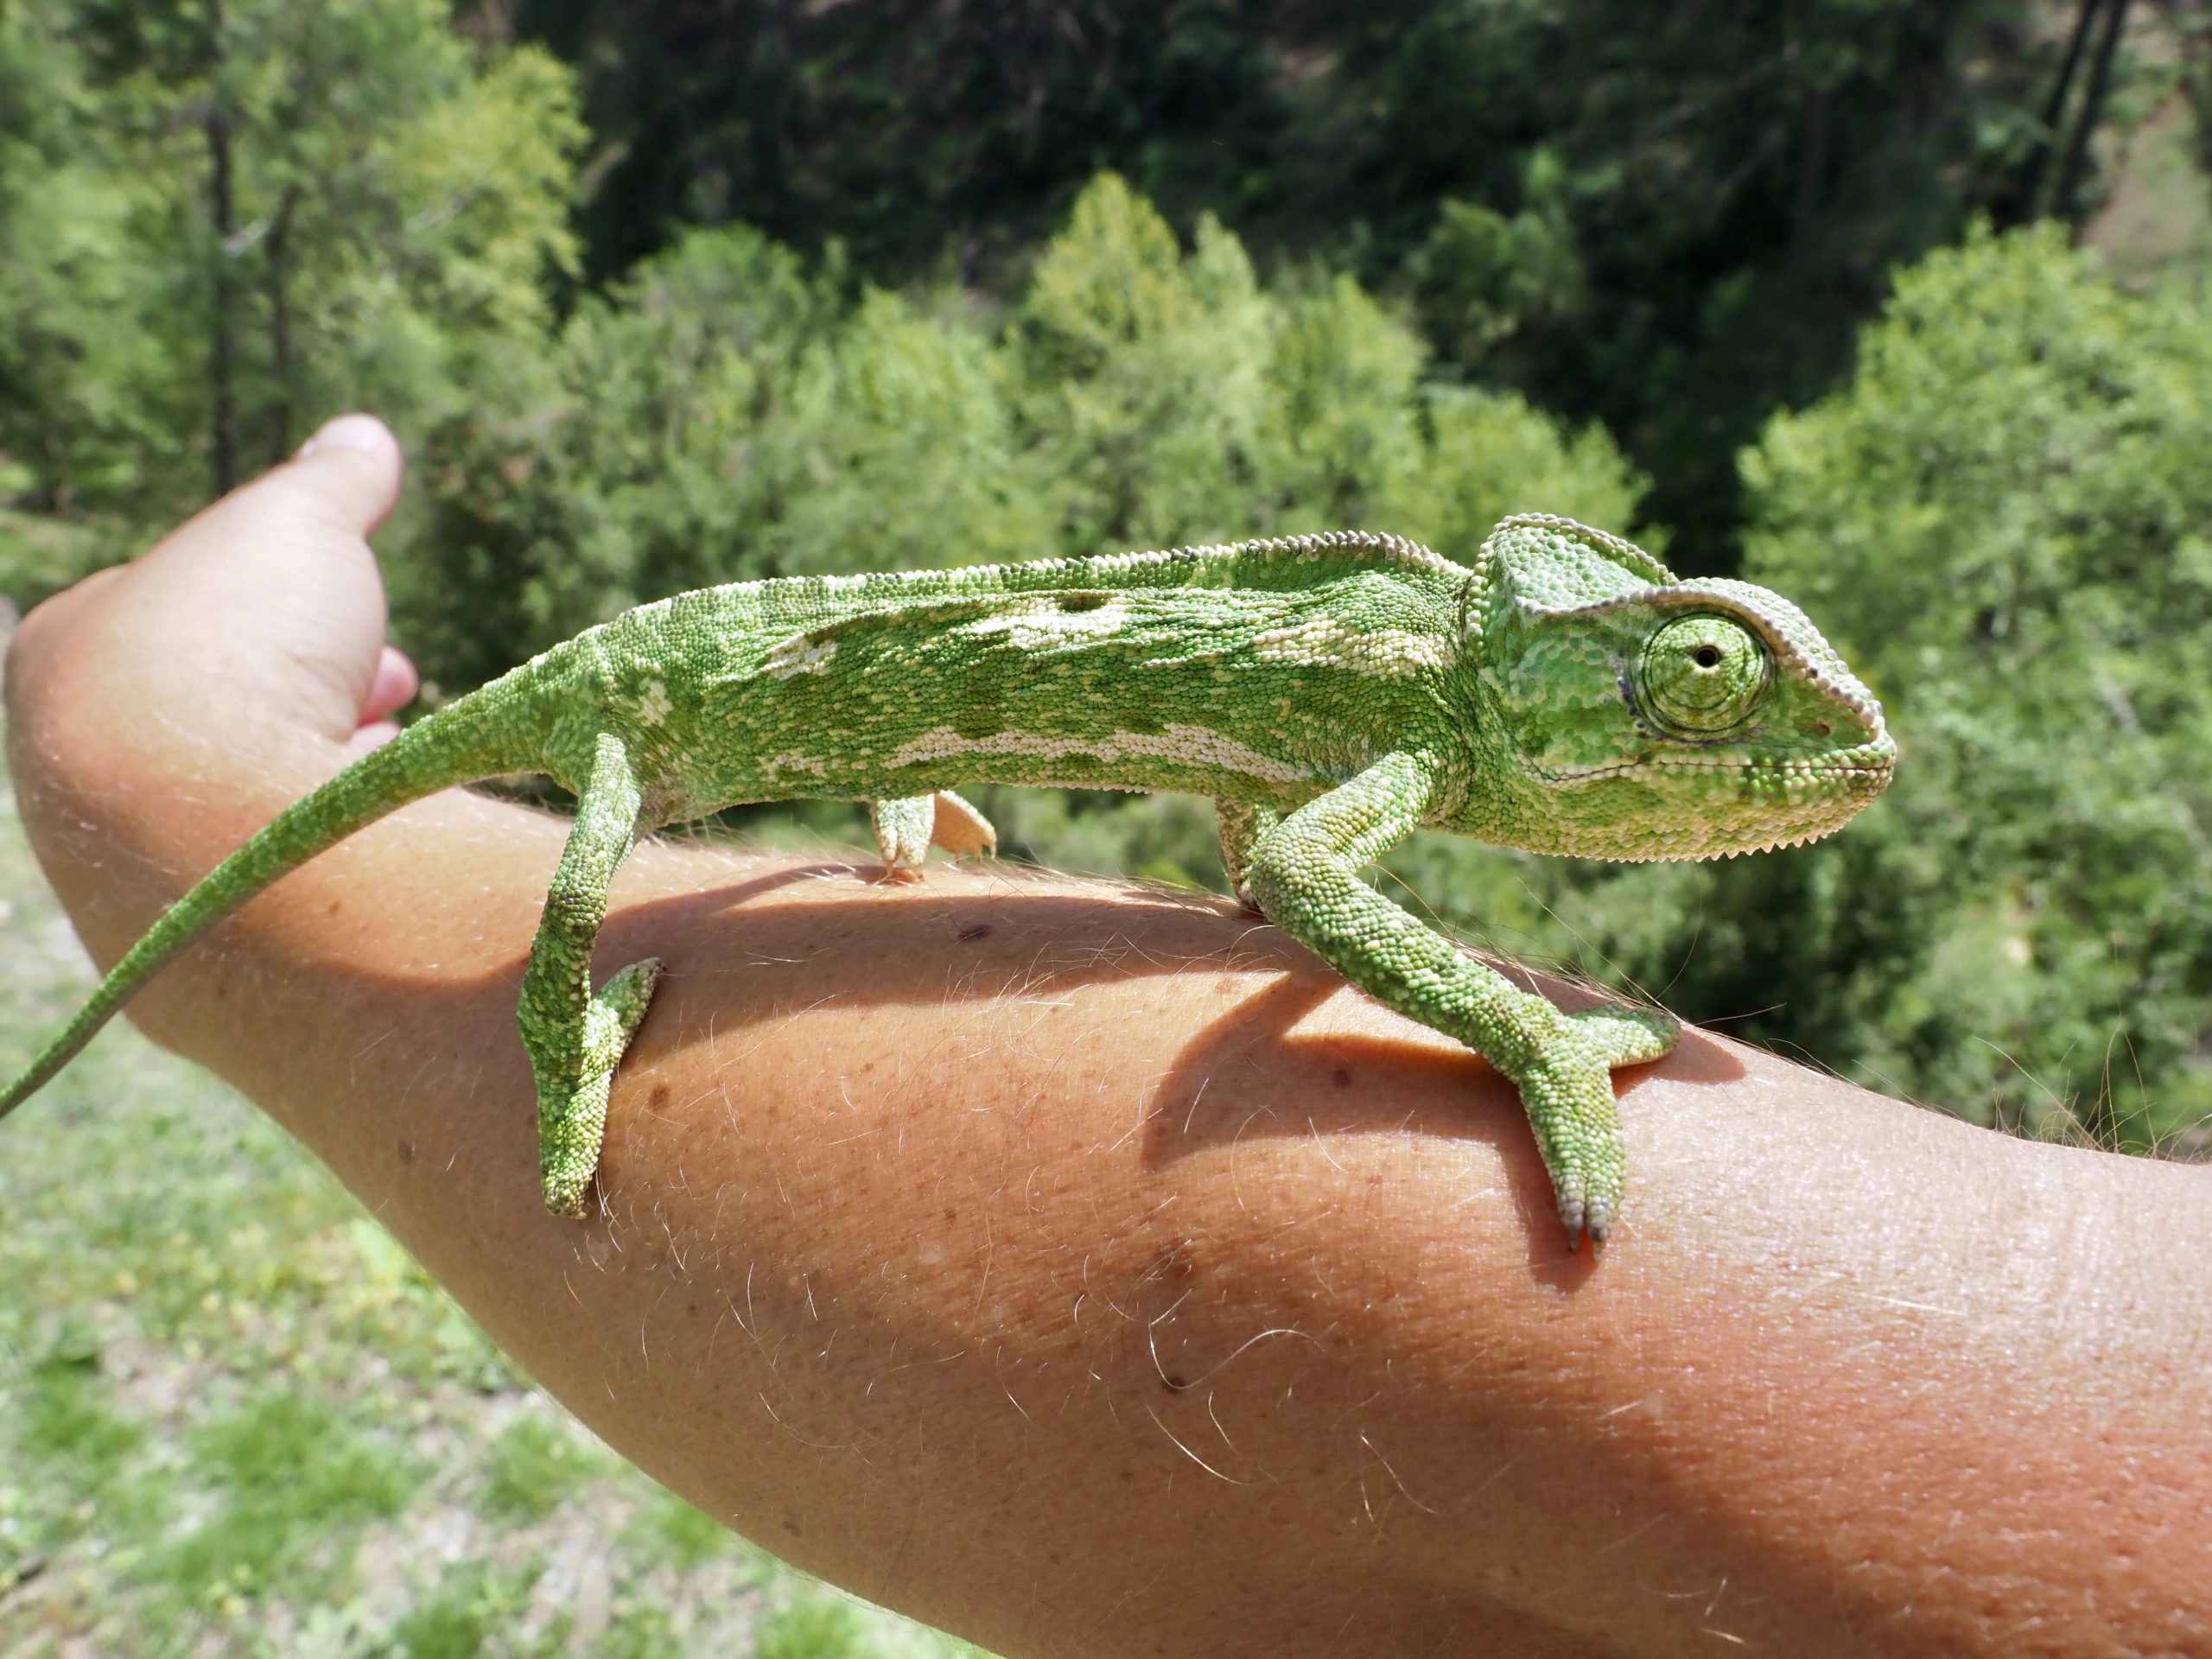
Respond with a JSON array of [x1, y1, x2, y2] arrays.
[[870, 795, 935, 879], [1214, 799, 1281, 912], [1245, 751, 1675, 1247], [927, 789, 998, 859], [519, 731, 660, 1219], [869, 791, 998, 877]]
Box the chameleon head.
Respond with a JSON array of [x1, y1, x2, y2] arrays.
[[1461, 515, 1895, 861]]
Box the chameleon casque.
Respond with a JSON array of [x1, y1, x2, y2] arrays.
[[0, 515, 1892, 1246]]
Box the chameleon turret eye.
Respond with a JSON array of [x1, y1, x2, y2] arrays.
[[1639, 614, 1770, 736]]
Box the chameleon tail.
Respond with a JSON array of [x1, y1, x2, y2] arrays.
[[0, 683, 546, 1122]]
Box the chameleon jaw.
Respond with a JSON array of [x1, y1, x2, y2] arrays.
[[1523, 746, 1895, 864]]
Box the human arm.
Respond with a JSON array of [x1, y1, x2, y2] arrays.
[[6, 420, 2207, 1658]]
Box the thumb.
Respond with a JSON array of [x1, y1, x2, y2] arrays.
[[277, 411, 407, 538], [144, 410, 406, 581], [8, 411, 416, 809], [116, 411, 410, 742]]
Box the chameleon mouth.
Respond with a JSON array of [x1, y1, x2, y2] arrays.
[[1536, 750, 1896, 786]]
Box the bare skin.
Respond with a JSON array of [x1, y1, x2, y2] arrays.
[[6, 416, 2208, 1658]]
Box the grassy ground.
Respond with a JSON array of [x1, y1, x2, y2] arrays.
[[0, 760, 992, 1656]]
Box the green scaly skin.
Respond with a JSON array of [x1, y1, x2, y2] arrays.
[[0, 516, 1894, 1247]]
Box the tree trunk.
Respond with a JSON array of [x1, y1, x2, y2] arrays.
[[207, 0, 239, 498], [2000, 0, 2102, 227], [265, 185, 302, 467], [2056, 0, 2133, 229], [38, 417, 69, 515]]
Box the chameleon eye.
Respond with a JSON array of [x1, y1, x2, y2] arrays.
[[1639, 615, 1770, 736]]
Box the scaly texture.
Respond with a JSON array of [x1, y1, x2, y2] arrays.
[[0, 516, 1894, 1245]]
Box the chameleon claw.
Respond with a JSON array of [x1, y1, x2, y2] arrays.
[[1556, 1189, 1586, 1249], [1558, 1209, 1610, 1254]]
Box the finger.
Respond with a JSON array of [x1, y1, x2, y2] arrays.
[[290, 412, 406, 536], [344, 644, 422, 757], [346, 720, 404, 757], [110, 413, 409, 744], [145, 412, 406, 585], [362, 645, 420, 723]]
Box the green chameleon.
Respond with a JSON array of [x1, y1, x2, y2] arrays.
[[0, 514, 1891, 1246]]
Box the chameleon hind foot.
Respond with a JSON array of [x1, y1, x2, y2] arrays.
[[870, 791, 998, 879], [518, 730, 654, 1219], [1212, 798, 1282, 912], [926, 789, 997, 859], [536, 957, 662, 1218]]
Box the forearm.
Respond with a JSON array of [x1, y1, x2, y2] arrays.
[[9, 543, 2208, 1656]]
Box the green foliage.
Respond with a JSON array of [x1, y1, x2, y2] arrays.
[[1355, 0, 2065, 558], [1734, 225, 2212, 1141], [756, 1597, 871, 1659], [385, 1560, 548, 1658], [19, 1349, 146, 1487], [484, 1412, 600, 1521], [508, 0, 1290, 288], [402, 223, 1066, 685], [1406, 150, 1586, 365], [1382, 386, 1660, 569], [970, 785, 1226, 893], [513, 2, 2155, 564], [397, 223, 832, 682], [162, 1393, 415, 1605], [1013, 175, 1276, 549], [0, 3, 175, 526], [632, 1491, 753, 1573], [0, 0, 583, 602], [1259, 273, 1424, 524]]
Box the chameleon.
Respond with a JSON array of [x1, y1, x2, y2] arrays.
[[0, 514, 1892, 1246]]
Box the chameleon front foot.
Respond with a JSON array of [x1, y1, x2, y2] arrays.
[[535, 957, 662, 1218], [1513, 1058, 1624, 1248], [1516, 1005, 1673, 1247], [1570, 1003, 1679, 1069]]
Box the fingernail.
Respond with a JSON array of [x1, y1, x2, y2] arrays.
[[298, 413, 394, 458]]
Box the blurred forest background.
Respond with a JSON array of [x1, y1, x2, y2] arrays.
[[9, 0, 2212, 1150], [6, 1, 2212, 1651]]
